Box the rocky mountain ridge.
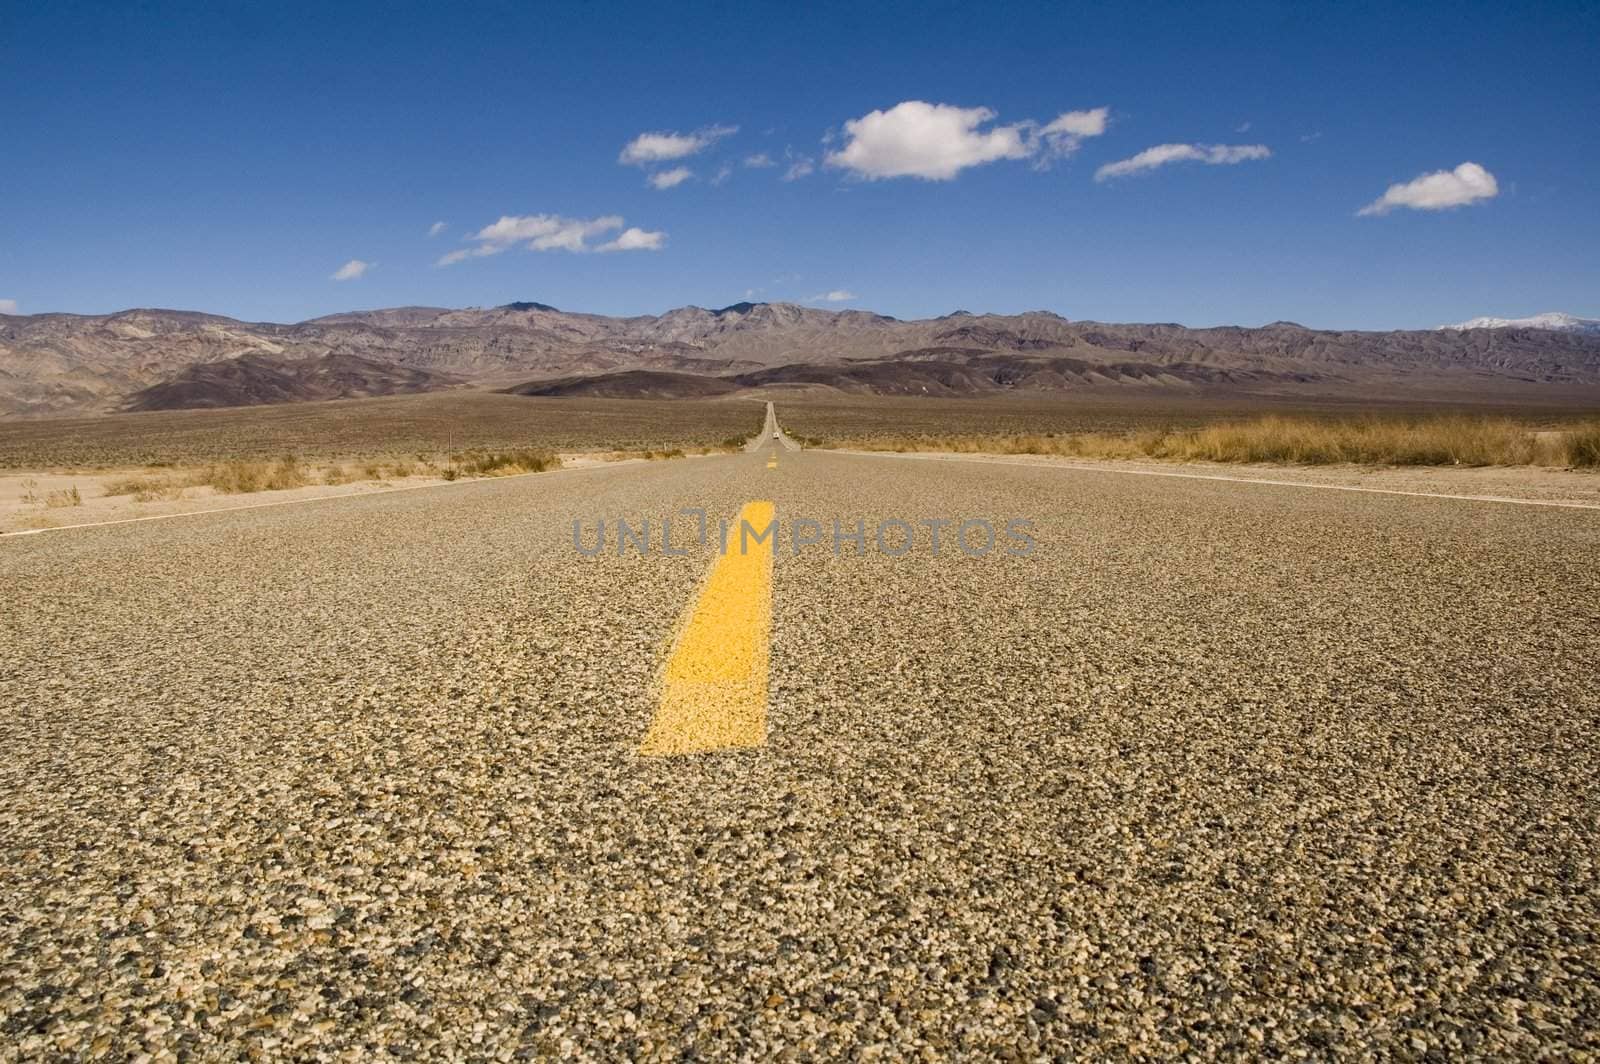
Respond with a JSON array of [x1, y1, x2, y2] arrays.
[[4, 301, 1600, 415]]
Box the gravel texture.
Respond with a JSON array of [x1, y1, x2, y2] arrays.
[[2, 442, 1598, 1059]]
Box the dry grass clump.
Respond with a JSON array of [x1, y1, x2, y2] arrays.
[[448, 449, 558, 478], [195, 457, 312, 494], [19, 480, 85, 507], [1568, 424, 1600, 467], [1172, 416, 1542, 465], [833, 416, 1600, 468], [323, 459, 429, 484], [599, 447, 710, 461], [102, 474, 187, 502], [49, 448, 562, 512]]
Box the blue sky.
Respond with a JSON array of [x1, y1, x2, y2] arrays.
[[3, 0, 1596, 329]]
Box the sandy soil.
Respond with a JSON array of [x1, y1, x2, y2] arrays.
[[0, 470, 449, 534], [0, 452, 705, 534]]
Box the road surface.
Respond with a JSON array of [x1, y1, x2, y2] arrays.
[[2, 428, 1598, 1059], [745, 400, 800, 453]]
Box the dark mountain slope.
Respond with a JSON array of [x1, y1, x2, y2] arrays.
[[123, 352, 459, 412], [505, 370, 739, 400], [500, 351, 1337, 400]]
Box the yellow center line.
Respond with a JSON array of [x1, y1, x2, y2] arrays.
[[639, 500, 775, 756]]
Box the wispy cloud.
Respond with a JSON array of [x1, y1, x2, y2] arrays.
[[808, 289, 856, 303], [597, 227, 666, 252], [427, 221, 447, 237], [436, 213, 663, 264], [783, 154, 815, 181], [711, 162, 734, 186], [648, 166, 694, 189], [0, 299, 17, 315], [825, 100, 1110, 181], [1357, 161, 1499, 216], [743, 153, 775, 168], [619, 124, 737, 165], [1039, 107, 1110, 161], [331, 259, 373, 281], [1094, 143, 1271, 181]]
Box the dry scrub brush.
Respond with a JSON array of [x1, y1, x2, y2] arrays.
[[195, 458, 313, 494], [832, 416, 1600, 468], [446, 449, 558, 478], [101, 458, 312, 497]]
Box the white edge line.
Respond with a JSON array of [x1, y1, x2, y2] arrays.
[[0, 456, 689, 538], [832, 450, 1600, 511]]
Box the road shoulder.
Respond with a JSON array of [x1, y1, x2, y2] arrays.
[[831, 449, 1600, 508]]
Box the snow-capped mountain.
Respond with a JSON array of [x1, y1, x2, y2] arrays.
[[1440, 312, 1600, 334]]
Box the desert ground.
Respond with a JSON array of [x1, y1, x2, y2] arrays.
[[0, 392, 766, 469], [4, 392, 1597, 533], [2, 399, 1598, 1058], [0, 394, 768, 534], [772, 391, 1600, 442]]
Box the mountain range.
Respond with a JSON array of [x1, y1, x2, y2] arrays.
[[3, 301, 1600, 417]]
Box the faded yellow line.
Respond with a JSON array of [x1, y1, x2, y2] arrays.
[[640, 500, 775, 756]]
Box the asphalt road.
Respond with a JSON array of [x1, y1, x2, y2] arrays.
[[2, 437, 1598, 1059]]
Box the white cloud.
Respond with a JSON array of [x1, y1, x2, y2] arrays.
[[1357, 161, 1499, 216], [1094, 143, 1271, 181], [743, 153, 775, 168], [711, 162, 734, 185], [597, 227, 666, 253], [331, 259, 373, 281], [648, 166, 694, 189], [808, 289, 856, 303], [826, 101, 1035, 180], [0, 299, 17, 315], [619, 124, 736, 165], [825, 101, 1110, 180], [1040, 107, 1110, 159], [1235, 121, 1252, 133], [436, 213, 662, 263], [427, 221, 447, 237], [482, 213, 624, 251]]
